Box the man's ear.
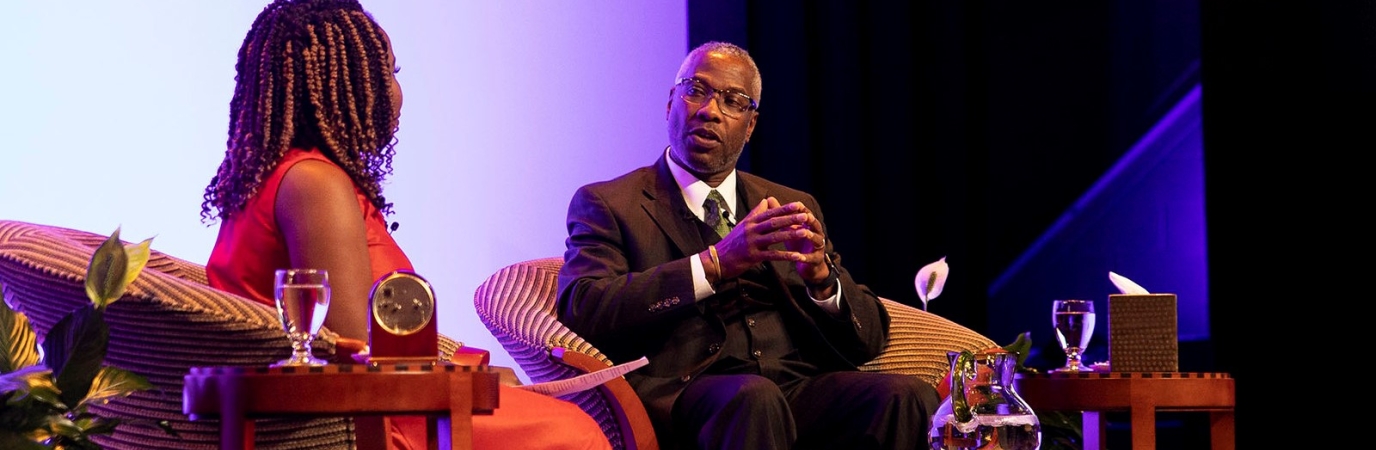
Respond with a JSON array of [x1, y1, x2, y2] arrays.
[[666, 89, 675, 120], [744, 111, 759, 143]]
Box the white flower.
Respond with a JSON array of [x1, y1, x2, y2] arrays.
[[914, 257, 949, 311]]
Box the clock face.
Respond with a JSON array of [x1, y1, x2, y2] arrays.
[[370, 273, 435, 335]]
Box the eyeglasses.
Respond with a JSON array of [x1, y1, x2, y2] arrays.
[[675, 78, 758, 118]]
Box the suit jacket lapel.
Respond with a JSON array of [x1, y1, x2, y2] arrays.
[[735, 172, 766, 223], [642, 154, 706, 255]]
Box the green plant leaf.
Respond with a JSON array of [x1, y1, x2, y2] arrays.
[[0, 228, 162, 447], [0, 296, 41, 373], [68, 408, 122, 439], [85, 228, 131, 308], [0, 366, 64, 409], [39, 305, 108, 410], [77, 366, 152, 408], [0, 394, 62, 446], [1000, 331, 1033, 371], [114, 238, 153, 307], [45, 414, 84, 445]]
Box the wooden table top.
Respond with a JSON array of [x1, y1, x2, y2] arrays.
[[184, 363, 502, 418], [1014, 371, 1234, 411]]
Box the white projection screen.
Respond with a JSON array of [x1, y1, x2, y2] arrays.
[[1, 1, 686, 383]]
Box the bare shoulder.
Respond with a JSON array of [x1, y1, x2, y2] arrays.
[[275, 158, 355, 200], [275, 158, 362, 222]]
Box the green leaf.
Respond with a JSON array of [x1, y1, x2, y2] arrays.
[[0, 296, 41, 373], [0, 366, 64, 410], [77, 366, 152, 407], [85, 228, 131, 308], [45, 414, 84, 443], [39, 305, 108, 410], [114, 238, 153, 307], [69, 408, 120, 435], [1000, 331, 1033, 371], [0, 228, 163, 447]]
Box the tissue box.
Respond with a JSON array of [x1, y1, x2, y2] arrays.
[[1107, 293, 1178, 372]]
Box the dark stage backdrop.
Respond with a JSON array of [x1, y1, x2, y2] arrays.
[[1202, 2, 1374, 449]]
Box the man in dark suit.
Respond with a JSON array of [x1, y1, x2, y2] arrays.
[[556, 41, 939, 450]]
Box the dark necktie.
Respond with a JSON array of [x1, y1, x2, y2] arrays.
[[703, 189, 734, 238]]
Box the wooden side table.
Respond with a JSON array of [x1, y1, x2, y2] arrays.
[[1014, 372, 1234, 450], [184, 363, 501, 450]]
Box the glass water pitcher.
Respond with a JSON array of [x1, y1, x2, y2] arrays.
[[928, 349, 1041, 450]]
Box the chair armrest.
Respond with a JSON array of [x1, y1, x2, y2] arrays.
[[474, 257, 658, 450], [553, 348, 659, 450]]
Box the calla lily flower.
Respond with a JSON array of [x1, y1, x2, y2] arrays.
[[1108, 271, 1150, 295], [914, 257, 949, 311]]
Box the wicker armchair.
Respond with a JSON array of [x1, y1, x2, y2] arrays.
[[0, 220, 467, 449], [473, 256, 997, 450]]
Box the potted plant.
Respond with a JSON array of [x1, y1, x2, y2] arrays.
[[0, 228, 163, 449]]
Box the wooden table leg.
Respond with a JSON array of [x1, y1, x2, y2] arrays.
[[1082, 411, 1106, 450], [1130, 406, 1155, 450], [1210, 410, 1235, 450], [218, 374, 252, 450], [354, 416, 388, 450], [445, 372, 475, 450], [426, 415, 440, 450]]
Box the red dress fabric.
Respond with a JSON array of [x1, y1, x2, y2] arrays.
[[207, 148, 411, 306], [206, 148, 610, 450]]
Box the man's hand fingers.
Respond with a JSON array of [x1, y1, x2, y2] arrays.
[[756, 249, 807, 263]]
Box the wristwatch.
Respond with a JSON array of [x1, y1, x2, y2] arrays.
[[808, 255, 840, 291]]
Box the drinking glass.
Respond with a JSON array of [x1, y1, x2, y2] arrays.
[[273, 268, 331, 367], [1051, 299, 1095, 373]]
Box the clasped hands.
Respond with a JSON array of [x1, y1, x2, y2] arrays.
[[704, 197, 834, 297]]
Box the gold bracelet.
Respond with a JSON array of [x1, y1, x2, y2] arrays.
[[708, 244, 721, 282]]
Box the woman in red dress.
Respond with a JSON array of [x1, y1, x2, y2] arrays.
[[200, 1, 610, 449]]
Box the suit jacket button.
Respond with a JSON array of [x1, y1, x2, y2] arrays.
[[680, 375, 692, 383], [751, 350, 762, 359], [707, 343, 721, 354]]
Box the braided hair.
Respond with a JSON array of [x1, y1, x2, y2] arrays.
[[201, 0, 397, 223]]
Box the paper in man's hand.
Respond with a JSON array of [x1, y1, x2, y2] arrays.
[[515, 356, 649, 398]]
